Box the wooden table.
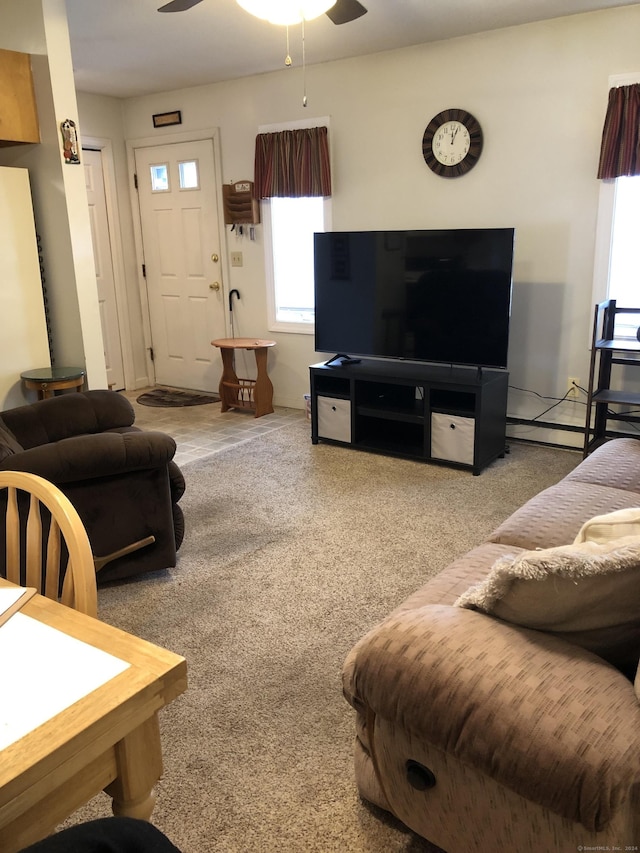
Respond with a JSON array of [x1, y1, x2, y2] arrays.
[[20, 367, 86, 399], [0, 579, 187, 853], [211, 338, 276, 418]]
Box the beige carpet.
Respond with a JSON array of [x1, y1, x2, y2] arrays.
[[64, 420, 580, 852]]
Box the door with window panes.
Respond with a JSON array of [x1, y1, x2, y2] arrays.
[[134, 139, 226, 391]]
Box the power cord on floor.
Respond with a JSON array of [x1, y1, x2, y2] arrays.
[[508, 384, 583, 422]]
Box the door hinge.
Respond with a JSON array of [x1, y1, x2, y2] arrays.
[[142, 264, 146, 278], [149, 346, 154, 362], [134, 173, 138, 190]]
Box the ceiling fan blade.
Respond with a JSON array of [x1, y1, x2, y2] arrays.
[[325, 0, 367, 25], [158, 0, 204, 12]]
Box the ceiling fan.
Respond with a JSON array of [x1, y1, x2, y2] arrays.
[[157, 0, 368, 25]]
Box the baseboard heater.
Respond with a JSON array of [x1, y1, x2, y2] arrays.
[[507, 416, 638, 440]]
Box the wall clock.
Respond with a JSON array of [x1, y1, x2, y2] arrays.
[[422, 108, 483, 177]]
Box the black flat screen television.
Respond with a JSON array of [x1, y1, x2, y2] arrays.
[[314, 228, 515, 370]]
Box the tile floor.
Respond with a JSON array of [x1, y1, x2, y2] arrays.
[[123, 389, 306, 468]]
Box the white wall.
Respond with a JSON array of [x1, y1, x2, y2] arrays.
[[78, 5, 640, 445]]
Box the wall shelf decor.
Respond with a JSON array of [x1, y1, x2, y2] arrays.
[[152, 110, 182, 128], [222, 180, 260, 225]]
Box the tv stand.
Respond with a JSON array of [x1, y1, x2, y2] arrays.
[[310, 359, 509, 475]]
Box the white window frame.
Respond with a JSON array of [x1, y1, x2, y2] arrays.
[[592, 72, 640, 325], [264, 195, 331, 334], [260, 117, 332, 335]]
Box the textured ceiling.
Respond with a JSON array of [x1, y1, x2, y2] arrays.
[[65, 0, 640, 98]]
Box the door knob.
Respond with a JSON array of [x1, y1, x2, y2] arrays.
[[211, 253, 219, 263], [209, 282, 221, 291]]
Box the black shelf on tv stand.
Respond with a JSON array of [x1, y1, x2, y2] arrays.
[[309, 358, 509, 475]]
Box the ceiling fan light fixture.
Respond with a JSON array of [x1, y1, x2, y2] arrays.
[[236, 0, 336, 25]]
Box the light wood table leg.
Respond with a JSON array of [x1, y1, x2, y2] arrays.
[[105, 714, 163, 821], [217, 347, 239, 413], [253, 346, 274, 417]]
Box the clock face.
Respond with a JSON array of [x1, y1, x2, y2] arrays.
[[422, 109, 483, 177], [432, 121, 470, 166]]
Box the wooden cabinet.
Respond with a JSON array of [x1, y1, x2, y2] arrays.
[[0, 49, 40, 146], [310, 359, 509, 475]]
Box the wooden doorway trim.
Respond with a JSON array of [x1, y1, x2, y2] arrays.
[[82, 136, 135, 389]]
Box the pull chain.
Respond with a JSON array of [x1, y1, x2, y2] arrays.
[[302, 18, 307, 107], [285, 25, 292, 67], [283, 19, 309, 107]]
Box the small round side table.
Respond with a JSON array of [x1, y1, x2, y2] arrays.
[[21, 366, 86, 400]]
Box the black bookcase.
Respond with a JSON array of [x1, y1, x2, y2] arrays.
[[583, 299, 640, 457]]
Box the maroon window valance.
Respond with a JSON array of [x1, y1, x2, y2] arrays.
[[254, 126, 331, 198], [597, 84, 640, 179]]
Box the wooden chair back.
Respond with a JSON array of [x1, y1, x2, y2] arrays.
[[0, 471, 97, 617]]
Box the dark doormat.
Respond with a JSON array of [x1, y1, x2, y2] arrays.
[[136, 388, 220, 408]]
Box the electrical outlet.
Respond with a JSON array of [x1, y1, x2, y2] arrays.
[[230, 251, 243, 267], [567, 377, 580, 397]]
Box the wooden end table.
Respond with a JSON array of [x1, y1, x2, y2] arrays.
[[211, 338, 276, 418], [21, 367, 86, 400]]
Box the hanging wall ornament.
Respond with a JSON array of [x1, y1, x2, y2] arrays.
[[60, 119, 80, 164]]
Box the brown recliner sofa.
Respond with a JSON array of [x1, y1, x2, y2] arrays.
[[343, 438, 640, 853], [0, 390, 185, 584]]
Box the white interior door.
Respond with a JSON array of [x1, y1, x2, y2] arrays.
[[134, 139, 226, 392], [84, 148, 125, 391]]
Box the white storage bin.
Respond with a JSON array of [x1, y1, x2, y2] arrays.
[[431, 412, 474, 465], [317, 396, 351, 443]]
